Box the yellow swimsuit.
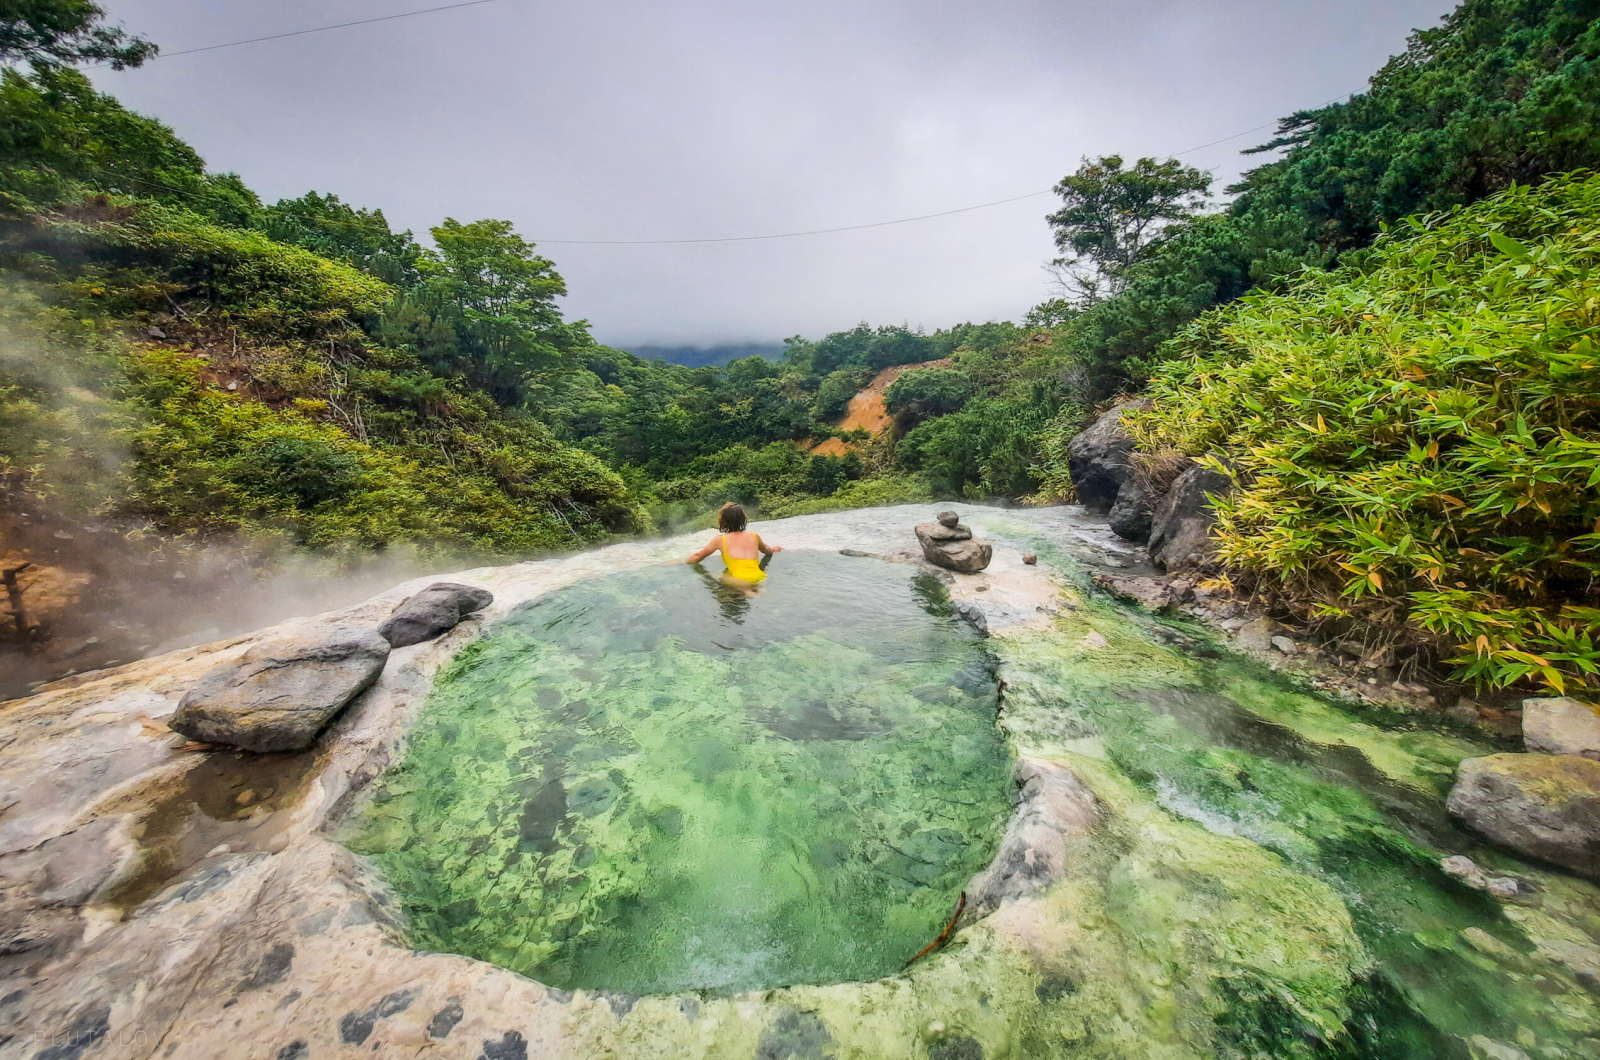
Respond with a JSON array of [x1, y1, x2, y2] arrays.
[[719, 533, 767, 583]]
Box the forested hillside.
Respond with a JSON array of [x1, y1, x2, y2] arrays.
[[2, 0, 1598, 693]]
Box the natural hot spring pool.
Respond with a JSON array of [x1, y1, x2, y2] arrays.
[[339, 551, 1013, 995]]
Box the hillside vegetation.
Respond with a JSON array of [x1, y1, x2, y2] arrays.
[[2, 0, 1599, 694], [1131, 173, 1600, 693]]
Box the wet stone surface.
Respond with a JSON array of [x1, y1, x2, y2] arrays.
[[114, 748, 319, 910]]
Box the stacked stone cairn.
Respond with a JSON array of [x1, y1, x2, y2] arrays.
[[914, 511, 992, 573]]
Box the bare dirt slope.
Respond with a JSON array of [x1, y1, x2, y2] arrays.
[[809, 358, 951, 456]]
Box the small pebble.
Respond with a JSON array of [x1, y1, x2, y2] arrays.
[[1079, 631, 1109, 650], [927, 1022, 945, 1035], [235, 789, 257, 807], [1022, 553, 1037, 565], [974, 585, 988, 592], [206, 844, 231, 858], [267, 833, 291, 853]]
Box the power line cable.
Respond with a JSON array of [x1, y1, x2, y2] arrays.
[[102, 0, 511, 64], [531, 103, 1340, 246], [533, 190, 1056, 246], [89, 1, 1354, 246]]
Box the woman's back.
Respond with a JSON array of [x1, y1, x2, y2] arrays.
[[719, 530, 763, 560], [682, 503, 782, 582]]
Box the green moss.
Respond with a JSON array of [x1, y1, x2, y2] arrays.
[[991, 595, 1600, 1057], [341, 553, 1013, 994]]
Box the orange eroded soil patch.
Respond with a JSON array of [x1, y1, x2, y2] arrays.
[[809, 358, 951, 457]]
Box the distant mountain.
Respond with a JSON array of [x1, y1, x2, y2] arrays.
[[626, 343, 785, 368]]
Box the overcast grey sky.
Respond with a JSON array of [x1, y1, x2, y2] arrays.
[[93, 0, 1457, 346]]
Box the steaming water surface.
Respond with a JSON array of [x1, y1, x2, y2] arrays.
[[341, 551, 1012, 994]]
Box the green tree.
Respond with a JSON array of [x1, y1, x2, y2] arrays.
[[812, 367, 872, 421], [259, 191, 421, 286], [0, 65, 258, 221], [396, 218, 587, 405], [1046, 155, 1211, 299], [0, 0, 155, 68], [1234, 0, 1600, 249], [806, 323, 937, 374], [884, 367, 972, 424]]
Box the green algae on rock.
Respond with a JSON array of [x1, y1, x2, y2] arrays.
[[987, 595, 1600, 1058], [340, 551, 1013, 995]]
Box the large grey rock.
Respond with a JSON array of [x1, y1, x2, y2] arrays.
[[1147, 464, 1234, 570], [1446, 753, 1600, 880], [1108, 473, 1154, 542], [1067, 400, 1146, 511], [965, 757, 1100, 918], [170, 623, 390, 752], [377, 582, 494, 648], [1524, 697, 1600, 760], [1234, 616, 1278, 651], [915, 522, 992, 573], [954, 600, 988, 637]]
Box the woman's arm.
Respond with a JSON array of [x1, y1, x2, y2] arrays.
[[685, 535, 721, 564], [757, 535, 783, 556]]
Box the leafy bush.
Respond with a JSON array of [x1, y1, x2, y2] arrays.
[[122, 345, 639, 552], [0, 280, 132, 512], [1130, 172, 1600, 692], [10, 200, 392, 337], [1027, 403, 1093, 503], [899, 397, 1055, 499], [761, 473, 932, 518], [0, 65, 258, 224], [883, 366, 972, 423], [1236, 0, 1600, 249], [642, 440, 864, 526], [1044, 0, 1600, 402], [797, 323, 938, 374], [812, 366, 872, 421]]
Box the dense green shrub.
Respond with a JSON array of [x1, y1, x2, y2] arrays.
[[795, 323, 939, 374], [122, 344, 639, 552], [7, 200, 392, 338], [812, 367, 873, 421], [0, 280, 132, 512], [1131, 172, 1600, 692], [899, 397, 1054, 499], [0, 65, 258, 224], [1236, 0, 1600, 250], [883, 366, 973, 423], [1043, 0, 1600, 402]]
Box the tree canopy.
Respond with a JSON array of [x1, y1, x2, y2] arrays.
[[1046, 155, 1211, 300], [0, 0, 155, 68]]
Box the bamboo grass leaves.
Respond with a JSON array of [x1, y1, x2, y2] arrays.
[[1130, 172, 1600, 692]]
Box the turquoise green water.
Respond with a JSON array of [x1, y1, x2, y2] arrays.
[[340, 551, 1012, 995], [338, 527, 1600, 1058]]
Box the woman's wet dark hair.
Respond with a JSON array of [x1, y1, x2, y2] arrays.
[[717, 502, 748, 533]]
